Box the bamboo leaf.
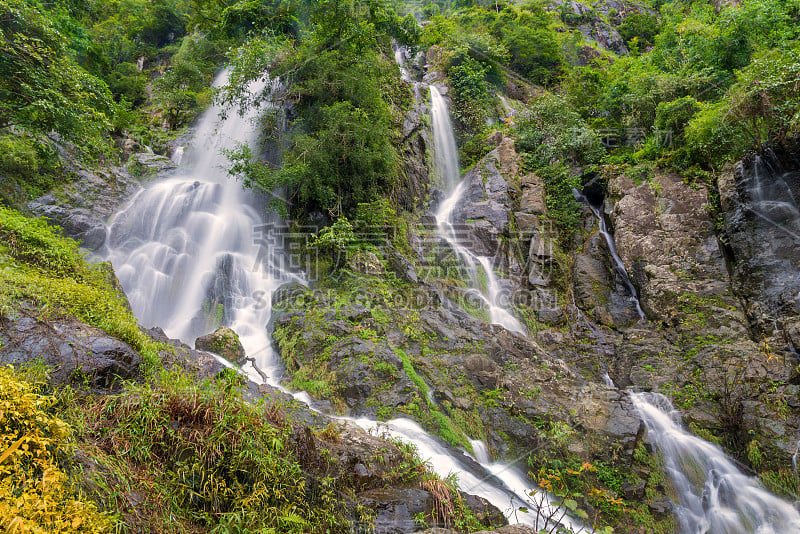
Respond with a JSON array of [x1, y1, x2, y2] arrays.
[[0, 437, 25, 464]]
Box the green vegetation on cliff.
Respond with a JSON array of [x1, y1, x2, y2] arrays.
[[0, 207, 164, 370]]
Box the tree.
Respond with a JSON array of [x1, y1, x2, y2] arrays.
[[0, 0, 113, 153]]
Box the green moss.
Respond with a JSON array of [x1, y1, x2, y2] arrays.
[[395, 348, 429, 397]]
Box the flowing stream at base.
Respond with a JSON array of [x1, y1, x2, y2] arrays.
[[105, 68, 572, 531], [632, 392, 800, 533]]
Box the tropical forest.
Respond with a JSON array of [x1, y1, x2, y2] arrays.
[[1, 0, 800, 532]]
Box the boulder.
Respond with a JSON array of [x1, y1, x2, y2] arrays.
[[608, 172, 747, 332], [195, 326, 246, 365], [27, 155, 142, 249], [451, 137, 518, 257], [358, 488, 432, 534], [25, 201, 107, 250], [464, 354, 501, 389], [0, 312, 141, 389], [126, 152, 177, 182]]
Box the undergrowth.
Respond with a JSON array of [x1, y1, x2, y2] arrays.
[[0, 366, 113, 533], [75, 369, 364, 533]]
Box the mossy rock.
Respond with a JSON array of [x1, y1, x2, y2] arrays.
[[195, 327, 246, 365]]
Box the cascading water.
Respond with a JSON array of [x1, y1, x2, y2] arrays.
[[106, 65, 574, 531], [106, 70, 302, 383], [631, 392, 800, 534], [573, 189, 645, 321], [748, 154, 800, 226], [430, 86, 526, 335], [349, 417, 579, 532]]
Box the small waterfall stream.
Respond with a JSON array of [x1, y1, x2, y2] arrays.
[[105, 66, 573, 531], [573, 189, 645, 321], [748, 154, 800, 225], [632, 392, 800, 533], [430, 86, 526, 335]]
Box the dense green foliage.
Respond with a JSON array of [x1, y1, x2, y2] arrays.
[[0, 0, 113, 154], [221, 1, 418, 219]]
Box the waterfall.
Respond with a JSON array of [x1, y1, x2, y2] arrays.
[[573, 189, 645, 321], [106, 69, 303, 383], [106, 66, 576, 532], [631, 392, 800, 534], [430, 86, 526, 335], [424, 85, 579, 529], [748, 154, 800, 225]]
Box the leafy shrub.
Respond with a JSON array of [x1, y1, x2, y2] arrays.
[[89, 371, 363, 532], [0, 367, 113, 533], [515, 94, 601, 241], [726, 47, 800, 146], [0, 0, 113, 155], [655, 96, 701, 144], [683, 101, 749, 169], [516, 93, 604, 168], [617, 14, 659, 48], [0, 135, 38, 181], [224, 41, 397, 218], [492, 4, 563, 85], [538, 163, 584, 241], [310, 217, 358, 258], [448, 54, 492, 132]]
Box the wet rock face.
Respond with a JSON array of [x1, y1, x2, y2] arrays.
[[573, 231, 640, 327], [719, 150, 800, 333], [398, 99, 433, 212], [125, 153, 177, 182], [0, 311, 140, 389], [608, 172, 746, 333], [27, 151, 174, 250], [452, 138, 517, 257]]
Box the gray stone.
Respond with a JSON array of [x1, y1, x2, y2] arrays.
[[451, 137, 518, 257], [0, 312, 141, 389]]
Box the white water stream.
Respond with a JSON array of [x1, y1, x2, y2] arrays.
[[573, 189, 645, 321], [430, 86, 526, 335], [105, 68, 570, 531], [632, 392, 800, 534], [748, 154, 800, 225]]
